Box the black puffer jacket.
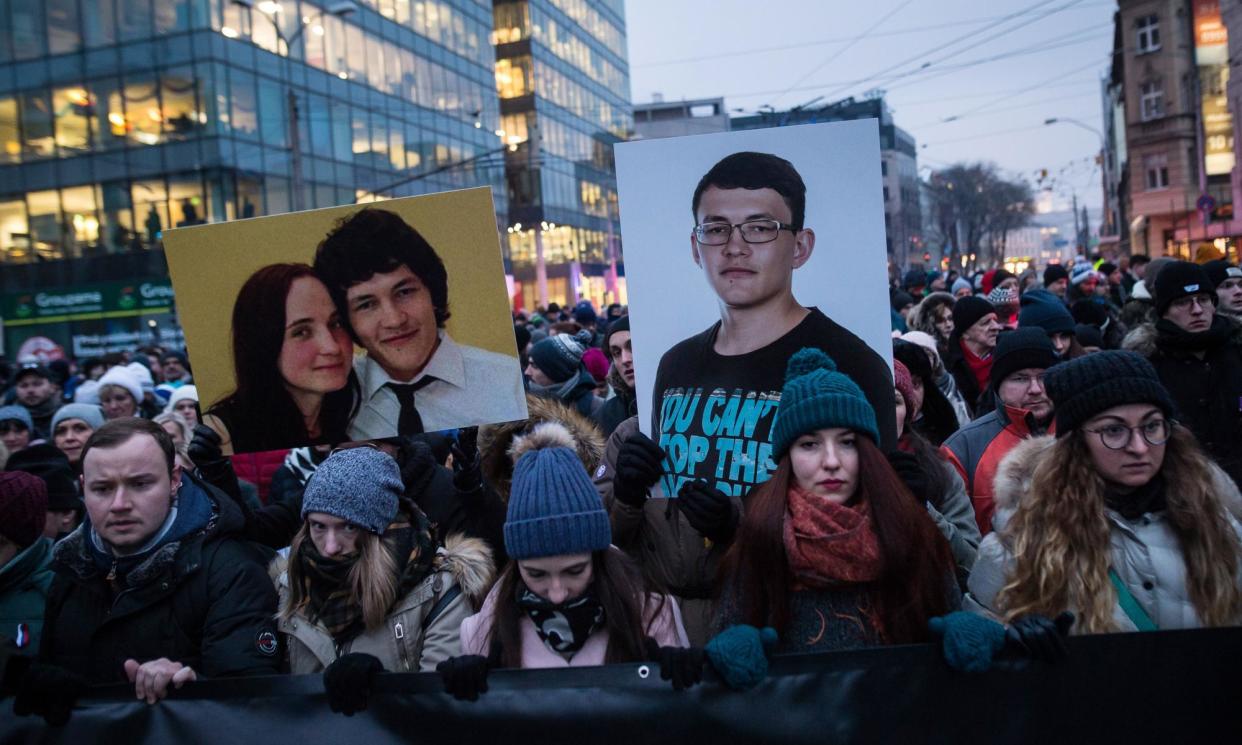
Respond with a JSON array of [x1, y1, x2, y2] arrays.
[[38, 473, 280, 684]]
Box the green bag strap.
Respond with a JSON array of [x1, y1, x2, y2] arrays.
[[1109, 569, 1158, 632]]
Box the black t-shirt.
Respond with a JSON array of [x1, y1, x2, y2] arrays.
[[650, 307, 896, 498]]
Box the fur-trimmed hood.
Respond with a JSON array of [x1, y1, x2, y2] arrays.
[[991, 434, 1056, 533], [478, 393, 605, 501]]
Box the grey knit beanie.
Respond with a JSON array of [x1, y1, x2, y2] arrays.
[[51, 403, 105, 433], [301, 447, 403, 534], [504, 422, 611, 560]]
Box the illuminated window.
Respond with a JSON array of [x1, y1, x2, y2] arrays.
[[0, 199, 31, 262], [0, 98, 20, 164], [493, 2, 529, 44], [123, 75, 163, 146], [52, 87, 92, 154], [26, 190, 64, 259], [91, 79, 128, 150], [19, 91, 55, 159], [61, 186, 99, 251], [161, 69, 201, 140], [496, 56, 533, 98]]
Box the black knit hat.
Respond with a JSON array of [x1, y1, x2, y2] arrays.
[[1074, 323, 1104, 348], [1043, 264, 1069, 286], [990, 328, 1059, 388], [1203, 259, 1242, 289], [1071, 299, 1107, 327], [1043, 350, 1175, 436], [1154, 261, 1216, 316], [5, 443, 81, 512], [605, 315, 630, 353], [952, 295, 996, 337], [891, 290, 915, 313]]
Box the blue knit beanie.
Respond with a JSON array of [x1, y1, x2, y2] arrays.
[[770, 348, 880, 458], [301, 447, 402, 534], [504, 422, 611, 560], [1017, 289, 1075, 336], [0, 405, 33, 431], [51, 403, 105, 433]]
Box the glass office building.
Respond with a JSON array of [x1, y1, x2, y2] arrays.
[[0, 0, 506, 356], [492, 0, 630, 311]]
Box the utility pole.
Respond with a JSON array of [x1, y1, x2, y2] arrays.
[[1072, 192, 1081, 253]]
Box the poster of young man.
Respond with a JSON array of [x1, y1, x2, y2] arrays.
[[615, 121, 895, 500], [164, 188, 527, 455]]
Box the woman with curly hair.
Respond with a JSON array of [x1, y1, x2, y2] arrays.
[[907, 292, 957, 359], [967, 350, 1242, 632]]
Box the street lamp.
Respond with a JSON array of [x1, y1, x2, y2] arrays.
[[231, 0, 357, 211], [1045, 117, 1106, 254]]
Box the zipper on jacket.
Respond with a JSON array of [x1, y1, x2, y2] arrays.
[[394, 621, 411, 672]]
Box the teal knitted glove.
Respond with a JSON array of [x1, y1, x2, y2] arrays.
[[929, 611, 1007, 673], [704, 624, 778, 690]]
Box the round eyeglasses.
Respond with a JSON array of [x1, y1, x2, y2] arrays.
[[693, 219, 796, 245], [1082, 419, 1172, 450]]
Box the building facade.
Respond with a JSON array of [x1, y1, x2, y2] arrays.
[[731, 95, 922, 269], [1117, 0, 1240, 260], [0, 0, 507, 358], [492, 0, 631, 312], [632, 96, 728, 140]]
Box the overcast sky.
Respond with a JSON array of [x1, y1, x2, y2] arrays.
[[624, 0, 1115, 210]]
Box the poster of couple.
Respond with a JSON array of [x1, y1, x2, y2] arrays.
[[164, 187, 527, 455]]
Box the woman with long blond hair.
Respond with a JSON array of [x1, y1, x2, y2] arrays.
[[967, 351, 1242, 633], [274, 446, 493, 715]]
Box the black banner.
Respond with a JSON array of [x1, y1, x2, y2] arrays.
[[4, 628, 1239, 745]]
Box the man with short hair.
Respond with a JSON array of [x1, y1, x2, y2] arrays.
[[1144, 261, 1242, 487], [1204, 259, 1242, 320], [942, 328, 1059, 534], [314, 208, 526, 439], [34, 419, 279, 708], [158, 351, 192, 387], [12, 366, 61, 440], [943, 296, 1002, 417], [593, 315, 636, 437], [601, 151, 895, 643]]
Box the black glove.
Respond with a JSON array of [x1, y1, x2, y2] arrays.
[[886, 450, 931, 505], [451, 427, 483, 492], [187, 424, 226, 471], [11, 659, 87, 726], [323, 653, 383, 716], [645, 637, 705, 691], [1005, 612, 1074, 662], [437, 655, 491, 702], [677, 479, 738, 545], [613, 432, 665, 508]]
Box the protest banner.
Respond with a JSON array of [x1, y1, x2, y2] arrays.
[[163, 188, 526, 454]]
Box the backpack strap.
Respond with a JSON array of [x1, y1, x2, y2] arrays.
[[1109, 569, 1158, 632], [420, 584, 462, 633]]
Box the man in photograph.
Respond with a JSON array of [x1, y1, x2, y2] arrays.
[[651, 151, 896, 498], [314, 208, 526, 439]]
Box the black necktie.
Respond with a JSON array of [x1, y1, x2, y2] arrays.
[[387, 377, 437, 434]]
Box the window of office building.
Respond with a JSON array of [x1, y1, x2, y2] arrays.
[[26, 190, 64, 259], [1140, 81, 1163, 121], [10, 0, 47, 60], [61, 185, 99, 252], [133, 179, 169, 244], [0, 199, 31, 262], [1144, 153, 1169, 190], [90, 78, 128, 150], [19, 91, 55, 159], [122, 75, 163, 146], [229, 70, 259, 140], [117, 0, 153, 42], [0, 97, 20, 164], [82, 0, 119, 47], [1136, 15, 1160, 53], [52, 86, 92, 155], [257, 76, 287, 147], [46, 0, 82, 55], [494, 2, 530, 44], [96, 181, 136, 252], [169, 175, 207, 228], [496, 56, 533, 98], [162, 68, 202, 140]]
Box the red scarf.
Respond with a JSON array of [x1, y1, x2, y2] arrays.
[[783, 486, 882, 590], [960, 340, 992, 392]]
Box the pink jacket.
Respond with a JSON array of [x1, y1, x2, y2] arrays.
[[460, 583, 689, 668]]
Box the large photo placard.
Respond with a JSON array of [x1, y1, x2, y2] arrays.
[[615, 121, 894, 498], [164, 188, 526, 454]]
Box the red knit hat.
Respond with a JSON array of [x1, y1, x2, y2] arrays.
[[0, 471, 48, 549], [893, 360, 915, 424]]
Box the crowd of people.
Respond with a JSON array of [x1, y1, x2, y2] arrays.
[[2, 221, 1241, 725]]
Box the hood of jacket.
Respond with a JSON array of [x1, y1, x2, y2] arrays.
[[908, 292, 955, 336], [479, 393, 605, 502], [607, 363, 634, 403], [51, 471, 244, 587], [991, 434, 1057, 533]]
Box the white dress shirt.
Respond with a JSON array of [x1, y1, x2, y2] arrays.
[[347, 331, 527, 440]]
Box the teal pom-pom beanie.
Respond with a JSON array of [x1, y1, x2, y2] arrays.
[[769, 348, 880, 458]]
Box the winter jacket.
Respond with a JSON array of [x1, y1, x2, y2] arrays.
[[0, 538, 54, 653], [230, 449, 289, 502], [1124, 317, 1242, 488], [941, 403, 1053, 536], [967, 436, 1242, 630], [927, 461, 983, 584], [593, 365, 636, 438], [943, 338, 987, 417], [277, 535, 493, 674], [594, 416, 734, 646], [460, 576, 688, 668], [396, 439, 507, 565], [479, 394, 606, 504], [269, 447, 324, 508], [39, 473, 280, 684]]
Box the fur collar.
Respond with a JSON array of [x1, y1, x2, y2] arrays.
[[479, 393, 605, 502]]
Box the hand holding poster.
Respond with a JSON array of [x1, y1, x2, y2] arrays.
[[615, 121, 895, 499], [163, 188, 526, 455]]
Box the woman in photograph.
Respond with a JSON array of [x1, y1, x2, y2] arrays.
[[204, 263, 358, 454]]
